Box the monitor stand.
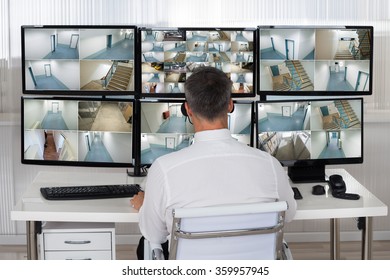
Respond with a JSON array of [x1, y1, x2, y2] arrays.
[[127, 167, 147, 177], [288, 165, 326, 183]]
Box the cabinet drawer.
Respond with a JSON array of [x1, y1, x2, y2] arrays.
[[44, 250, 112, 260], [44, 232, 112, 251]]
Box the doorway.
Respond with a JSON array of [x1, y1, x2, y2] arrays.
[[355, 71, 369, 91], [282, 106, 292, 117], [44, 64, 52, 77], [51, 102, 59, 114], [50, 34, 56, 52], [28, 67, 37, 86], [285, 39, 295, 60], [166, 137, 175, 149], [107, 34, 113, 48], [69, 34, 79, 49]]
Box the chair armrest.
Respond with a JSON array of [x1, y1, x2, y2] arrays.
[[144, 239, 165, 260], [152, 247, 165, 260]]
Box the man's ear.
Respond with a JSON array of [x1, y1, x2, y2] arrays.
[[184, 102, 193, 117], [228, 99, 235, 113]]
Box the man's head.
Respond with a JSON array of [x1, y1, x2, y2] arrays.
[[184, 67, 233, 123]]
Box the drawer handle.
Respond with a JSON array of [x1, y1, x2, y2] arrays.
[[64, 240, 91, 245]]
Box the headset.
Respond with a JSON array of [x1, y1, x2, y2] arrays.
[[180, 101, 234, 117]]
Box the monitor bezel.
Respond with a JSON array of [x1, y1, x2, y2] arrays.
[[255, 97, 364, 170], [21, 96, 136, 168], [257, 25, 373, 97], [21, 25, 138, 96], [137, 27, 258, 98]]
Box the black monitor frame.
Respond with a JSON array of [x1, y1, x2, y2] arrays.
[[255, 97, 364, 182], [21, 25, 137, 95], [137, 27, 258, 98], [258, 25, 373, 98], [21, 96, 135, 168]]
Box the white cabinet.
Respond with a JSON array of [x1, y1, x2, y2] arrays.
[[38, 222, 116, 260]]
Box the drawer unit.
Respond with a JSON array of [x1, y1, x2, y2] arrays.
[[38, 222, 116, 260]]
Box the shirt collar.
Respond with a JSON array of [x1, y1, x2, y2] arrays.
[[194, 129, 232, 142]]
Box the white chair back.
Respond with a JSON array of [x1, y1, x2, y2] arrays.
[[169, 201, 287, 260]]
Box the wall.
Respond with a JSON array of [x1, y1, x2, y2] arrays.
[[1, 0, 390, 245]]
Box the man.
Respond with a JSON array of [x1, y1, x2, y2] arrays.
[[131, 66, 296, 258]]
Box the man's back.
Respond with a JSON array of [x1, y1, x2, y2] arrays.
[[139, 129, 296, 244]]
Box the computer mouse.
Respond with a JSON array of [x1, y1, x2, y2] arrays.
[[312, 184, 325, 195]]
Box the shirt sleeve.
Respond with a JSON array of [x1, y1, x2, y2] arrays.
[[138, 160, 170, 244], [271, 157, 297, 222]]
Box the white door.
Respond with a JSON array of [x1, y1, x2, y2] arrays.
[[52, 102, 59, 113], [282, 106, 291, 117], [166, 137, 175, 149]]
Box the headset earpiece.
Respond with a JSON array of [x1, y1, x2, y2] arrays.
[[181, 102, 188, 117]]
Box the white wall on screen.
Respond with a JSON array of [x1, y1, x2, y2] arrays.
[[61, 100, 78, 130], [23, 99, 46, 129], [229, 104, 250, 133], [315, 30, 338, 60], [314, 62, 331, 90], [79, 29, 124, 58], [57, 30, 79, 46], [24, 29, 54, 59], [79, 60, 111, 88], [101, 132, 132, 162], [341, 130, 361, 158]]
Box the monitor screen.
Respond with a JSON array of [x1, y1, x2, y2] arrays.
[[22, 25, 136, 95], [22, 97, 135, 167], [139, 27, 257, 98], [256, 98, 363, 182], [258, 26, 373, 96], [138, 100, 254, 167]]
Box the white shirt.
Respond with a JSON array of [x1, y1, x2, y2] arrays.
[[139, 129, 297, 244]]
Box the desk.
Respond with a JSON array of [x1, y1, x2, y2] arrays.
[[11, 169, 387, 260], [291, 169, 388, 260]]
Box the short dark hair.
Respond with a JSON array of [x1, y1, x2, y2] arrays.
[[184, 66, 232, 120]]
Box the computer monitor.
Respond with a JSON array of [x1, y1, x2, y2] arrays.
[[256, 98, 363, 182], [258, 26, 373, 96], [22, 97, 135, 167], [138, 27, 257, 98], [21, 25, 137, 95], [138, 99, 254, 167]]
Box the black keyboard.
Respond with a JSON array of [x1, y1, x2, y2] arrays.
[[40, 184, 142, 200]]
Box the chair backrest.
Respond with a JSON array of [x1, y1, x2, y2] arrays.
[[169, 201, 287, 260]]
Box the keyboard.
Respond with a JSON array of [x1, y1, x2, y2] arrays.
[[40, 184, 142, 200]]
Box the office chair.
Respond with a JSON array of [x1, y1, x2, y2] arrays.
[[144, 201, 290, 260]]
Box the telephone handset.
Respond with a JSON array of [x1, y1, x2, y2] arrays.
[[328, 174, 360, 200]]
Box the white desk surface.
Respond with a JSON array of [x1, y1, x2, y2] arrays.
[[291, 169, 387, 220], [11, 171, 146, 223], [11, 168, 388, 223]]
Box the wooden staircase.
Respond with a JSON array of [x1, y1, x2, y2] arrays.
[[334, 100, 361, 128], [325, 100, 361, 130], [356, 29, 371, 59], [107, 65, 132, 91], [334, 29, 371, 60], [283, 60, 314, 91]]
